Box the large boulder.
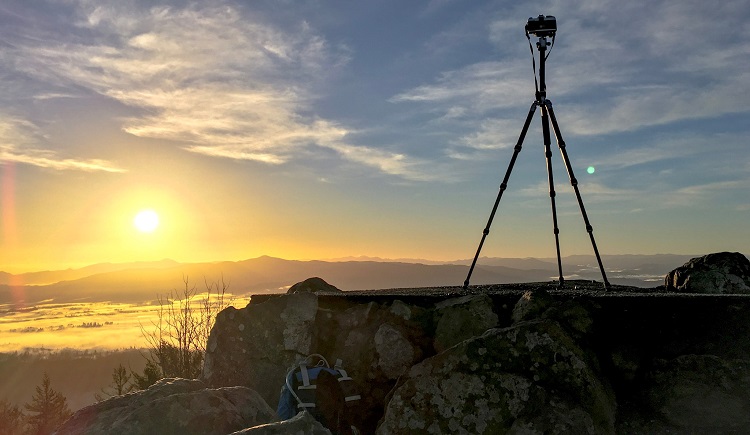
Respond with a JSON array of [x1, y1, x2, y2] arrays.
[[665, 252, 750, 294], [201, 292, 319, 408], [376, 319, 616, 434], [287, 277, 342, 294], [55, 378, 275, 435]]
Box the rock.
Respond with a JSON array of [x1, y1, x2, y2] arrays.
[[608, 345, 643, 384], [288, 277, 342, 294], [511, 289, 553, 323], [55, 378, 275, 435], [639, 354, 750, 432], [201, 292, 319, 408], [203, 293, 431, 431], [544, 299, 598, 340], [512, 289, 598, 343], [324, 299, 431, 431], [665, 252, 750, 294], [374, 323, 415, 379], [433, 294, 499, 353], [229, 411, 332, 435], [377, 319, 616, 435]]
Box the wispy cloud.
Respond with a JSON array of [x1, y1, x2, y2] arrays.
[[447, 116, 530, 158], [5, 2, 431, 180], [588, 135, 704, 170], [0, 118, 124, 172], [390, 61, 528, 111], [518, 180, 640, 203], [392, 0, 750, 141], [675, 180, 747, 197]]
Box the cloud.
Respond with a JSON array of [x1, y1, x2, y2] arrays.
[[392, 0, 750, 140], [5, 2, 431, 180], [588, 135, 703, 170], [447, 116, 531, 158], [0, 118, 125, 172], [674, 180, 747, 197], [561, 79, 750, 136], [390, 61, 529, 111], [322, 141, 437, 182], [518, 180, 639, 203]]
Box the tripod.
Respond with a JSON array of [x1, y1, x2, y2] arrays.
[[463, 32, 610, 290]]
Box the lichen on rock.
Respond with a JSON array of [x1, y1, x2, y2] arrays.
[[377, 319, 616, 434], [375, 323, 415, 379], [55, 379, 275, 435], [433, 294, 499, 353], [665, 252, 750, 294]]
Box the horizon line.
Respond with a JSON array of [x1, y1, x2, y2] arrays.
[[0, 252, 710, 276]]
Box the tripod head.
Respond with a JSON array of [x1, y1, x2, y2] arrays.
[[525, 15, 556, 102], [525, 15, 556, 38]]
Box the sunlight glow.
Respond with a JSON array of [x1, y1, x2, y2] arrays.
[[133, 209, 159, 233]]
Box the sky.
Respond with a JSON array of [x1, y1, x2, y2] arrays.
[[0, 0, 748, 273]]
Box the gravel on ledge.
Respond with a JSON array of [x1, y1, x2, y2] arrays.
[[250, 280, 750, 304]]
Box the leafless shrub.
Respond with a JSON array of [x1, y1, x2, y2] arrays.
[[136, 276, 232, 383]]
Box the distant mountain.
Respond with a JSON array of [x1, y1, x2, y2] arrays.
[[0, 254, 698, 305], [323, 256, 451, 265], [453, 257, 560, 270], [0, 259, 181, 286]]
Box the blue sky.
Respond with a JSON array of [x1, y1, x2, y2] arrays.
[[0, 0, 748, 272]]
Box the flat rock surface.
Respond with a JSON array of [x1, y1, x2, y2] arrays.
[[251, 280, 750, 303]]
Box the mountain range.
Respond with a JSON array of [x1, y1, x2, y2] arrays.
[[0, 254, 696, 305]]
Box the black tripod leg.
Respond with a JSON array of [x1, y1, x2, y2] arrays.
[[546, 101, 611, 289], [463, 101, 537, 289], [540, 102, 565, 287]]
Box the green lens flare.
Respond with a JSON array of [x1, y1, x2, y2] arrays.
[[587, 166, 595, 174]]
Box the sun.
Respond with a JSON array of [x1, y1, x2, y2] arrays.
[[133, 209, 160, 233]]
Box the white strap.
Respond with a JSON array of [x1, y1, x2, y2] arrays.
[[300, 364, 310, 386], [345, 395, 361, 402], [337, 367, 353, 381]]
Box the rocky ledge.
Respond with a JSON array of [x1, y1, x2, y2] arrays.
[[56, 252, 750, 434]]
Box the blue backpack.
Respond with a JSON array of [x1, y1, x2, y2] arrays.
[[277, 354, 361, 434]]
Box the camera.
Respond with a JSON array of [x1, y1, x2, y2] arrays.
[[525, 15, 556, 37]]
